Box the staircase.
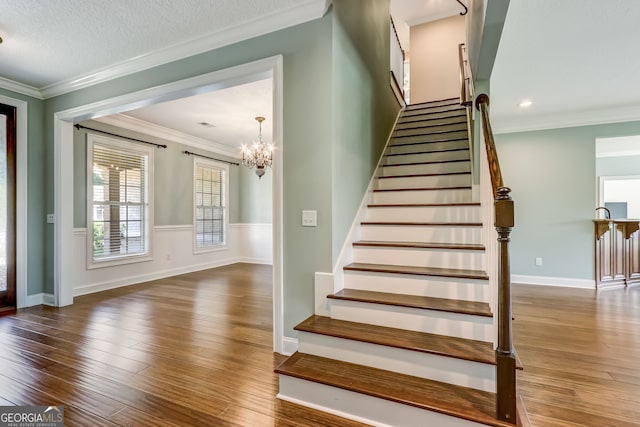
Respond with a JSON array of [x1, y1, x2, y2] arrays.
[[276, 98, 519, 426]]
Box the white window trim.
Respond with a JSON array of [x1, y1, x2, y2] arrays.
[[193, 157, 229, 254], [86, 133, 154, 269]]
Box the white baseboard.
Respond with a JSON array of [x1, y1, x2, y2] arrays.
[[282, 336, 299, 356], [74, 257, 240, 296], [26, 293, 56, 307], [236, 256, 272, 265], [512, 274, 595, 289]]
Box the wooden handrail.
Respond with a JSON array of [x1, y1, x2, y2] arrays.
[[458, 44, 472, 106], [476, 93, 517, 424]]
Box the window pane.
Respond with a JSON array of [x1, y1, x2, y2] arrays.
[[91, 139, 149, 260], [194, 163, 225, 249]]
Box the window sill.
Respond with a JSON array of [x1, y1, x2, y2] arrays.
[[87, 253, 153, 270], [193, 244, 228, 255]]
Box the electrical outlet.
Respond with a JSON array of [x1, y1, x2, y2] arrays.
[[302, 210, 317, 227], [535, 257, 542, 266], [46, 214, 55, 224]]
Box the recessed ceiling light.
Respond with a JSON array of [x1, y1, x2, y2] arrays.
[[519, 100, 533, 108], [197, 122, 215, 128]]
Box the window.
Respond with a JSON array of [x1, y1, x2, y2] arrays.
[[194, 159, 227, 251], [87, 134, 153, 267]]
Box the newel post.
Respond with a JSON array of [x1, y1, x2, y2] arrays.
[[495, 186, 516, 423]]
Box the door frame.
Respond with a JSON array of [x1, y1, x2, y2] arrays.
[[0, 96, 27, 309], [53, 55, 286, 353]]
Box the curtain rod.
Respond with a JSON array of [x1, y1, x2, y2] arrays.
[[74, 124, 168, 149], [183, 150, 240, 166]]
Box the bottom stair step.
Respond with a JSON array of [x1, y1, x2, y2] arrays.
[[276, 352, 516, 427]]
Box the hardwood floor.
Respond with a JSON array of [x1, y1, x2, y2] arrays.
[[0, 263, 365, 427], [513, 284, 640, 426], [1, 265, 639, 426]]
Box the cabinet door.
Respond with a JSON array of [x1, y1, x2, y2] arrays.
[[627, 230, 640, 284]]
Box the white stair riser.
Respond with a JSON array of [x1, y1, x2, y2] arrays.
[[365, 206, 480, 222], [278, 376, 489, 427], [343, 271, 490, 302], [330, 300, 494, 342], [396, 117, 466, 129], [360, 224, 482, 243], [298, 332, 496, 392], [353, 247, 485, 270], [381, 161, 470, 176], [395, 123, 467, 137], [401, 110, 466, 122], [392, 131, 468, 145], [377, 174, 470, 190], [387, 140, 468, 155], [372, 189, 472, 204], [406, 103, 463, 113], [385, 150, 469, 165]]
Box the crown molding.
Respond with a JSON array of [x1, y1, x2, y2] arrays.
[[38, 0, 330, 99], [94, 114, 241, 160], [492, 103, 640, 135], [0, 76, 44, 100]]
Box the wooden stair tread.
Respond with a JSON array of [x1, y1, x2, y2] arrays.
[[276, 352, 515, 427], [295, 315, 493, 361], [393, 129, 467, 138], [396, 119, 467, 130], [385, 147, 468, 156], [329, 289, 492, 318], [373, 186, 471, 192], [377, 171, 470, 179], [367, 202, 480, 207], [399, 113, 466, 123], [382, 159, 469, 167], [354, 240, 485, 251], [391, 135, 469, 141], [361, 221, 481, 227], [390, 137, 469, 148], [344, 262, 489, 280]]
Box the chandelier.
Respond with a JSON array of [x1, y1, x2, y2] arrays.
[[241, 116, 273, 179]]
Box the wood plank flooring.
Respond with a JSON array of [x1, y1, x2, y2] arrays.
[[1, 265, 639, 426], [513, 283, 640, 426]]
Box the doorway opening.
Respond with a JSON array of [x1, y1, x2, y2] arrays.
[[0, 103, 16, 312]]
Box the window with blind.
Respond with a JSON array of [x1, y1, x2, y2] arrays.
[[87, 134, 153, 266], [194, 159, 227, 250]]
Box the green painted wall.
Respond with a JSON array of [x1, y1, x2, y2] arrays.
[[43, 15, 334, 334], [0, 88, 46, 296], [495, 120, 640, 280], [596, 155, 640, 176], [331, 0, 400, 263], [238, 165, 272, 223], [72, 119, 241, 228]]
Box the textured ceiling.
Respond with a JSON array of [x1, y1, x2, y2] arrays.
[[491, 0, 640, 132], [0, 0, 315, 89]]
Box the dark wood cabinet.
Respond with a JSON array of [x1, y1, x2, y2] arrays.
[[594, 219, 640, 288]]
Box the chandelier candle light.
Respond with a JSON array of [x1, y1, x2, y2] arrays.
[[241, 116, 274, 179]]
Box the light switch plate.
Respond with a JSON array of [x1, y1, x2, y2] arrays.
[[302, 210, 317, 227], [47, 214, 55, 224]]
